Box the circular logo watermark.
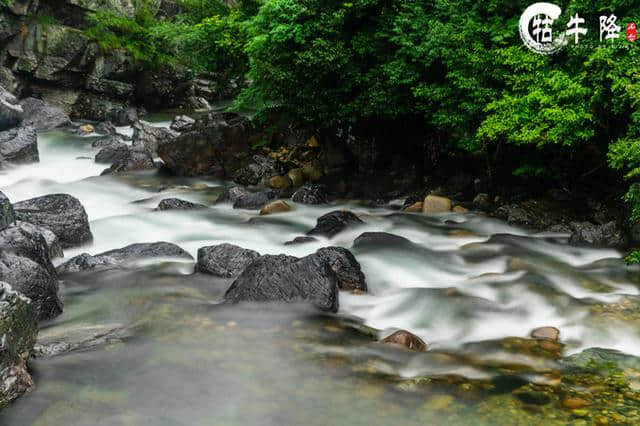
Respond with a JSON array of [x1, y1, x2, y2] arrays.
[[519, 2, 567, 54]]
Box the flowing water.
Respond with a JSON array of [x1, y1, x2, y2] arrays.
[[1, 122, 640, 425]]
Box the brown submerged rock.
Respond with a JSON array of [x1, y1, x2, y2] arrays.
[[381, 330, 427, 351], [260, 200, 292, 215], [530, 326, 560, 341]]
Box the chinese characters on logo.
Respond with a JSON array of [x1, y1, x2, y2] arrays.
[[519, 2, 636, 54]]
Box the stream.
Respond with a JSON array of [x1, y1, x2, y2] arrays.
[[1, 120, 640, 425]]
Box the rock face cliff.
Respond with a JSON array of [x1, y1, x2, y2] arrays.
[[0, 0, 194, 124]]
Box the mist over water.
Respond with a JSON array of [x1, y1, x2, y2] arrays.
[[1, 126, 639, 425]]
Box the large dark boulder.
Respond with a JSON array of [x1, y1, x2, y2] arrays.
[[0, 191, 15, 230], [0, 126, 38, 168], [106, 145, 155, 173], [0, 252, 62, 321], [233, 155, 285, 186], [157, 112, 255, 177], [91, 134, 123, 148], [568, 221, 627, 248], [131, 120, 177, 156], [57, 242, 193, 274], [196, 243, 260, 278], [0, 221, 57, 276], [15, 221, 63, 259], [314, 247, 366, 291], [233, 190, 277, 210], [0, 282, 38, 409], [71, 94, 140, 125], [95, 142, 129, 164], [224, 254, 339, 312], [292, 183, 329, 204], [353, 232, 414, 249], [307, 210, 363, 238], [13, 194, 93, 249], [19, 98, 70, 131], [156, 198, 207, 211], [0, 85, 23, 131]]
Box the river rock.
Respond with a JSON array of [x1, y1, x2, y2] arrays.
[[233, 155, 286, 186], [381, 330, 427, 351], [156, 198, 207, 211], [170, 115, 195, 132], [0, 126, 38, 167], [288, 168, 304, 187], [314, 247, 366, 291], [0, 221, 58, 276], [57, 242, 193, 274], [292, 183, 329, 204], [15, 221, 63, 259], [423, 195, 452, 213], [284, 236, 317, 245], [353, 232, 413, 249], [91, 135, 122, 148], [267, 175, 292, 190], [19, 97, 70, 131], [132, 120, 177, 156], [95, 142, 129, 163], [196, 243, 260, 278], [0, 252, 62, 321], [158, 112, 255, 177], [13, 193, 93, 249], [232, 189, 277, 210], [107, 145, 156, 173], [0, 85, 23, 131], [0, 191, 15, 230], [259, 200, 291, 215], [95, 121, 117, 135], [473, 193, 491, 211], [307, 210, 363, 238], [224, 254, 339, 312], [568, 221, 627, 247], [403, 202, 423, 212], [530, 326, 560, 341], [0, 282, 38, 409]]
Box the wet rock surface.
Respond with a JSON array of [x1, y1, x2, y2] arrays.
[[131, 120, 177, 156], [0, 191, 15, 230], [380, 330, 427, 351], [307, 210, 363, 238], [0, 282, 38, 409], [58, 242, 193, 274], [314, 247, 367, 291], [292, 183, 329, 204], [224, 254, 340, 312], [0, 85, 23, 131], [156, 198, 207, 211], [196, 243, 260, 278], [353, 232, 413, 249], [19, 98, 70, 131], [13, 193, 93, 249], [0, 126, 38, 167]]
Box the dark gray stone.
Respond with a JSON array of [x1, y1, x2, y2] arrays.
[[0, 191, 15, 230], [0, 126, 38, 167], [292, 183, 329, 204], [95, 142, 129, 163], [224, 253, 339, 312], [132, 120, 177, 156], [353, 232, 414, 249], [13, 193, 93, 249], [19, 98, 70, 131], [314, 247, 366, 291], [233, 155, 286, 186], [307, 210, 363, 238], [568, 221, 627, 247], [0, 252, 62, 321], [57, 241, 193, 274], [196, 243, 260, 277], [0, 85, 23, 131], [156, 198, 207, 211], [107, 145, 156, 173], [91, 134, 122, 148]]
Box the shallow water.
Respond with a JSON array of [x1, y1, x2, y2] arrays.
[[1, 126, 640, 425]]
